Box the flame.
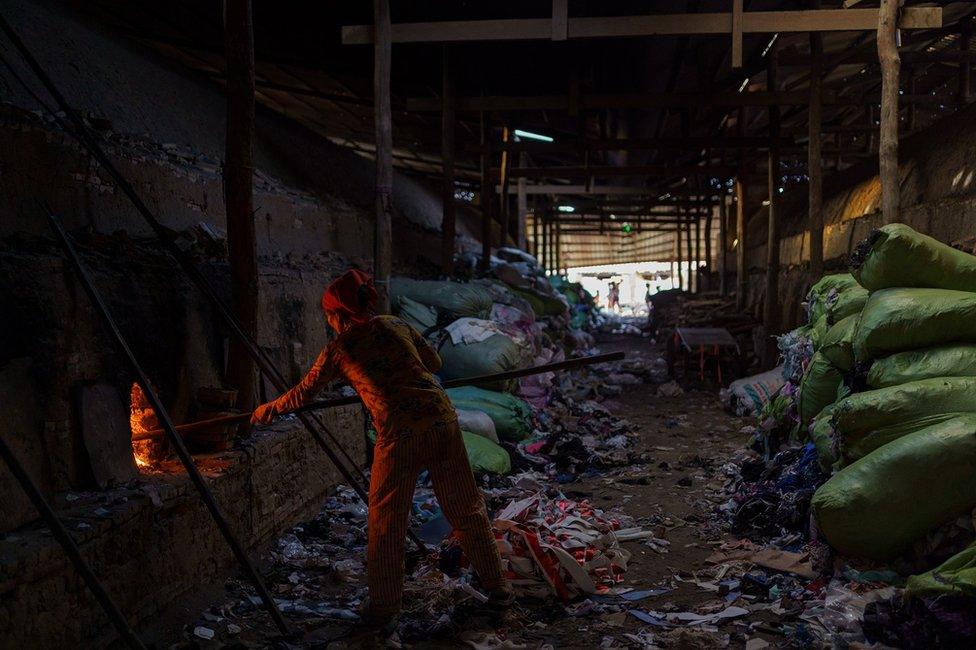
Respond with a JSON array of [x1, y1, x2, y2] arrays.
[[130, 383, 159, 471]]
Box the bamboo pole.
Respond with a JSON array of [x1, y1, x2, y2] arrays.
[[704, 204, 713, 292], [684, 206, 693, 293], [676, 207, 684, 290], [440, 46, 456, 275], [808, 18, 825, 280], [223, 0, 258, 411], [735, 178, 747, 310], [373, 0, 393, 312], [877, 0, 900, 224], [719, 196, 728, 296], [694, 211, 702, 294]]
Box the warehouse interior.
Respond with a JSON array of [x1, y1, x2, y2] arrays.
[[3, 0, 976, 647]]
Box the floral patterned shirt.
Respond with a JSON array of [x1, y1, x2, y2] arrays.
[[268, 316, 457, 439]]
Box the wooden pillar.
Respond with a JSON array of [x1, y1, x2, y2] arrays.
[[674, 205, 685, 291], [718, 196, 728, 296], [479, 112, 492, 272], [499, 126, 511, 248], [878, 0, 900, 225], [554, 220, 562, 276], [541, 211, 549, 272], [531, 208, 540, 259], [808, 25, 825, 281], [223, 0, 258, 410], [373, 0, 393, 313], [764, 44, 782, 339], [735, 177, 747, 311], [704, 203, 713, 292], [516, 152, 528, 249], [685, 207, 694, 293], [440, 46, 456, 276], [694, 211, 702, 294]]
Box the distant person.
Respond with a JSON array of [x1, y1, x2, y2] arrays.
[[644, 282, 655, 327], [607, 281, 621, 313]]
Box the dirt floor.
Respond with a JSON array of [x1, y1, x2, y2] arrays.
[[160, 332, 776, 649]]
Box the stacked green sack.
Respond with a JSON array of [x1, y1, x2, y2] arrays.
[[390, 277, 492, 319], [436, 319, 529, 389], [866, 344, 976, 388], [818, 376, 976, 468], [906, 540, 976, 598], [851, 222, 976, 293], [462, 431, 511, 475], [446, 386, 533, 442], [812, 414, 976, 560], [806, 273, 869, 325]]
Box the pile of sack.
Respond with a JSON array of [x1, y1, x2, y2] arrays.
[[772, 224, 976, 590], [387, 249, 599, 477]]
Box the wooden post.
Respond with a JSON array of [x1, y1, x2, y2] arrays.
[[541, 210, 549, 271], [554, 219, 562, 275], [223, 0, 258, 411], [704, 203, 713, 292], [735, 177, 747, 311], [373, 0, 393, 312], [440, 46, 456, 276], [877, 0, 900, 224], [764, 44, 782, 342], [517, 152, 528, 249], [531, 207, 540, 258], [808, 22, 825, 281], [694, 210, 702, 293], [499, 126, 511, 247], [718, 196, 728, 296], [479, 112, 492, 272], [674, 205, 685, 291], [685, 206, 694, 293]]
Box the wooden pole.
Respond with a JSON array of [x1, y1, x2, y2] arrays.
[[704, 203, 713, 292], [877, 0, 900, 225], [517, 151, 528, 249], [554, 219, 562, 275], [718, 196, 728, 296], [541, 210, 549, 271], [531, 207, 540, 258], [685, 206, 694, 293], [440, 46, 456, 275], [223, 0, 258, 411], [499, 126, 511, 247], [764, 43, 782, 343], [694, 211, 702, 294], [735, 177, 747, 311], [373, 0, 393, 312], [808, 19, 825, 281], [479, 112, 492, 272], [676, 207, 684, 290]]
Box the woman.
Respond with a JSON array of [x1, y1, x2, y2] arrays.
[[251, 269, 512, 625]]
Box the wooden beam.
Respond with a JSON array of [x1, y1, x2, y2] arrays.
[[472, 135, 794, 153], [373, 0, 393, 313], [516, 153, 528, 249], [878, 0, 900, 224], [224, 0, 258, 410], [506, 164, 736, 179], [809, 21, 825, 280], [494, 184, 720, 196], [778, 48, 976, 66], [441, 47, 456, 275], [342, 7, 942, 44]]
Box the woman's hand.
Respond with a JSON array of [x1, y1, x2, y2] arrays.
[[251, 402, 278, 425]]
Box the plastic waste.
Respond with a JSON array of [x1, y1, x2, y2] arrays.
[[724, 367, 786, 417]]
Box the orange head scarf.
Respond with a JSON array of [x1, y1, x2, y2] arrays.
[[321, 269, 378, 326]]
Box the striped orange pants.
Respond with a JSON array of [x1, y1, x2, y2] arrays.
[[367, 422, 505, 614]]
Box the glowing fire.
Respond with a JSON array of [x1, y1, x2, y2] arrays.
[[129, 383, 161, 470]]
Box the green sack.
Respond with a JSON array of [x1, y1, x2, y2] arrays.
[[446, 386, 533, 441], [512, 287, 568, 317], [812, 414, 976, 560], [853, 288, 976, 363], [866, 344, 976, 389], [821, 315, 860, 372], [390, 277, 492, 319], [810, 404, 840, 472], [394, 296, 438, 333], [809, 315, 830, 351], [799, 352, 844, 425], [462, 430, 511, 475], [905, 540, 976, 598], [807, 274, 869, 324], [851, 223, 976, 293], [437, 321, 526, 390], [832, 376, 976, 466]]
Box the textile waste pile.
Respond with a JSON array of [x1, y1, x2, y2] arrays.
[[722, 223, 976, 647]]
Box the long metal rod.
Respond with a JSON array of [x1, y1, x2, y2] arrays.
[[0, 15, 423, 550], [0, 433, 146, 649], [135, 351, 627, 441], [47, 213, 291, 637]]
